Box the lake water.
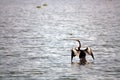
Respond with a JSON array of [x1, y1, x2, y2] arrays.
[[0, 0, 120, 80]]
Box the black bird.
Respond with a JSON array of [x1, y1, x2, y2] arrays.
[[71, 40, 94, 64]]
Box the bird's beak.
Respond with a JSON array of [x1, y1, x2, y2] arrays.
[[76, 39, 79, 41]]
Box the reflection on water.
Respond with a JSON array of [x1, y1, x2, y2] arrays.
[[0, 0, 120, 80]]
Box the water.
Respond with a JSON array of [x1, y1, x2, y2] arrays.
[[0, 0, 120, 80]]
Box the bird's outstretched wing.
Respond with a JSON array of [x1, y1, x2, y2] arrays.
[[85, 47, 94, 60]]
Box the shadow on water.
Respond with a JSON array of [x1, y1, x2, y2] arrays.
[[71, 62, 94, 65]]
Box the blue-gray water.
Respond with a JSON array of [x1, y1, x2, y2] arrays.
[[0, 0, 120, 80]]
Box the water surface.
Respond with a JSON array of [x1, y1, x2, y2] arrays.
[[0, 0, 120, 80]]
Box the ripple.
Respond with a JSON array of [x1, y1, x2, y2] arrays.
[[0, 0, 120, 80]]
